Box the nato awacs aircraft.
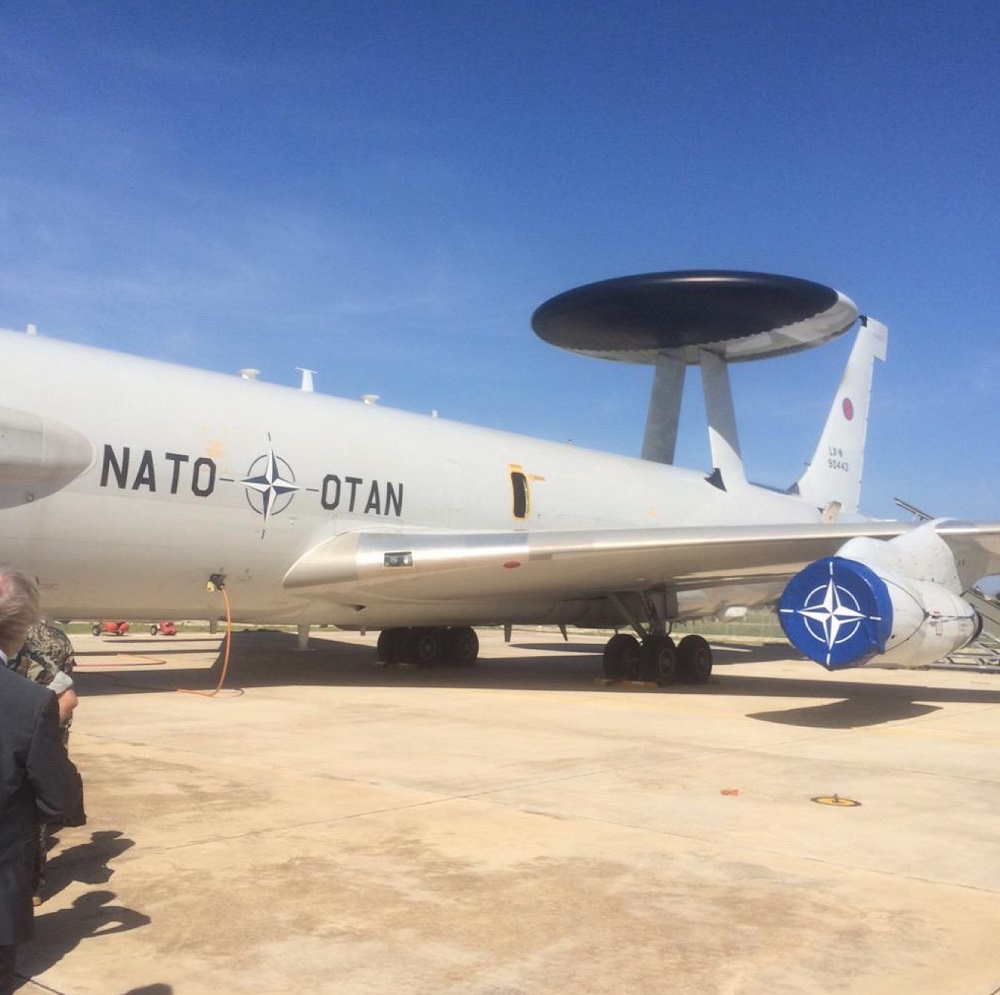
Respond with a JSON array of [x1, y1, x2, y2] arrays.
[[2, 270, 999, 683]]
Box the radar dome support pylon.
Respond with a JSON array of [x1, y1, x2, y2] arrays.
[[531, 270, 859, 490], [640, 356, 685, 465]]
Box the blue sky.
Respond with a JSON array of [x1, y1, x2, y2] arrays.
[[2, 1, 998, 521]]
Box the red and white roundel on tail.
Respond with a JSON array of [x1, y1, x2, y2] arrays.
[[793, 317, 888, 515]]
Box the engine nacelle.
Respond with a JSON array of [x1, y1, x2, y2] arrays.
[[778, 556, 981, 670]]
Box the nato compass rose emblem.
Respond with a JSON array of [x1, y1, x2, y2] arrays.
[[778, 557, 893, 670], [241, 434, 299, 536]]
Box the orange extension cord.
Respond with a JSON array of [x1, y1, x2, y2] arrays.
[[178, 583, 236, 697], [104, 583, 240, 696]]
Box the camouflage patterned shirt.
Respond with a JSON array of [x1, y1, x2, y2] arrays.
[[7, 621, 76, 690]]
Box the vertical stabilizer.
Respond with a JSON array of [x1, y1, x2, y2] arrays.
[[793, 316, 887, 514]]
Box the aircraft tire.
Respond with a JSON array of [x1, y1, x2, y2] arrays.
[[446, 626, 479, 665], [150, 624, 159, 636], [677, 634, 713, 684], [91, 624, 102, 636], [376, 627, 406, 664], [641, 635, 678, 685], [406, 627, 442, 667], [603, 633, 641, 681]]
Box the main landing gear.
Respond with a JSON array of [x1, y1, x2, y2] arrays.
[[376, 626, 480, 666], [602, 632, 712, 686]]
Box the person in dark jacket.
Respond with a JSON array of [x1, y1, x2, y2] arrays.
[[0, 567, 84, 995], [7, 621, 80, 906]]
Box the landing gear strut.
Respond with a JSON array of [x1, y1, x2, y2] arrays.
[[376, 626, 480, 666]]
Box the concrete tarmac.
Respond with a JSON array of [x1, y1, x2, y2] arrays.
[[13, 628, 1000, 995]]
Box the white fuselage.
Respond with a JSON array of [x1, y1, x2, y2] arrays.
[[0, 329, 822, 626]]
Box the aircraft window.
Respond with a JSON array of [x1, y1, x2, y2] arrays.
[[510, 471, 529, 519]]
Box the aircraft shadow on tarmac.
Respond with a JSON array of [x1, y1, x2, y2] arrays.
[[745, 696, 941, 728], [70, 630, 1000, 730], [73, 630, 789, 696], [73, 635, 228, 660]]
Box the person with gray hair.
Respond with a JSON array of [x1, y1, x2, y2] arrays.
[[0, 566, 85, 995], [0, 566, 39, 656]]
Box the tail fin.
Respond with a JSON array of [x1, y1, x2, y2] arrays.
[[793, 316, 888, 515]]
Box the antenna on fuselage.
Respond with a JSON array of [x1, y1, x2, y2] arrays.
[[531, 270, 859, 491], [297, 368, 316, 392]]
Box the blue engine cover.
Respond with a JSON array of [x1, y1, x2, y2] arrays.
[[778, 557, 894, 669]]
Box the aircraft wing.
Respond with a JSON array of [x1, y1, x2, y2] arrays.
[[283, 519, 1000, 605]]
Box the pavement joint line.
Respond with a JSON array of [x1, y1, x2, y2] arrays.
[[76, 723, 1000, 803], [864, 723, 1000, 742], [13, 975, 63, 994], [79, 738, 819, 790], [473, 803, 1000, 896], [84, 727, 994, 800], [69, 709, 936, 879], [92, 791, 1000, 900], [74, 754, 775, 854]]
